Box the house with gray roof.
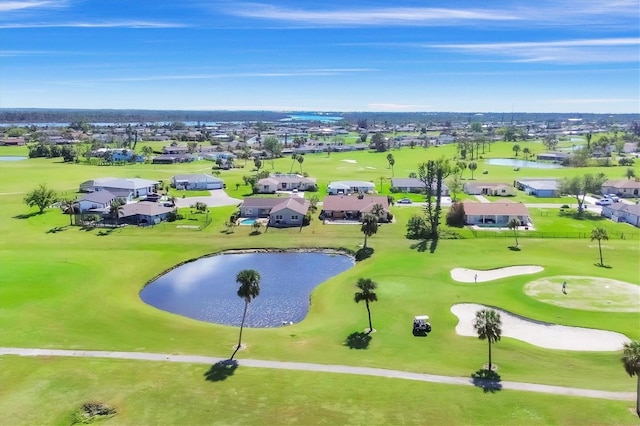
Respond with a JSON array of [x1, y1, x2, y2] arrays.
[[327, 180, 375, 195], [91, 177, 159, 198], [463, 201, 530, 227], [602, 179, 640, 198], [601, 202, 640, 228], [76, 190, 124, 212], [171, 174, 224, 190], [514, 178, 559, 198], [256, 174, 317, 193], [390, 178, 450, 196]]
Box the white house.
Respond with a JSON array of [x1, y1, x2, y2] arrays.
[[327, 180, 375, 195], [76, 190, 127, 213], [171, 174, 224, 190], [256, 174, 317, 193], [601, 202, 640, 227]]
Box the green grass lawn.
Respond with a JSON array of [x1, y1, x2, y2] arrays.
[[1, 144, 639, 424], [1, 356, 637, 426]]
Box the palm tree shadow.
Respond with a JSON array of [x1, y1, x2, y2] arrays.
[[344, 331, 372, 349], [471, 368, 502, 393], [409, 240, 428, 252], [508, 246, 521, 251], [204, 359, 238, 382], [593, 263, 612, 269], [13, 212, 41, 219]]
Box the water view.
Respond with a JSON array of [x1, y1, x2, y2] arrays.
[[140, 252, 355, 327], [486, 158, 563, 169], [0, 156, 28, 161]]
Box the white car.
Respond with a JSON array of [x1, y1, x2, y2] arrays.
[[595, 198, 613, 206], [604, 194, 620, 202]]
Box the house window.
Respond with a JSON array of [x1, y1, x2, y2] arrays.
[[246, 209, 253, 215], [291, 215, 299, 220], [275, 215, 283, 220]]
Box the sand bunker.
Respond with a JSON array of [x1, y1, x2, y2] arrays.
[[525, 276, 640, 312], [450, 265, 543, 283], [451, 303, 630, 351], [341, 159, 357, 164]]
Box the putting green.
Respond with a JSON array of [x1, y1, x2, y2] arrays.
[[524, 276, 640, 312]]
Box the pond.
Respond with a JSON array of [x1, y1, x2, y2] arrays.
[[485, 158, 563, 169], [140, 251, 355, 327], [0, 156, 28, 161]]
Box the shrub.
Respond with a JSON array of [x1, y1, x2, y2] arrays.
[[561, 204, 570, 209], [406, 215, 430, 239], [446, 202, 465, 227]]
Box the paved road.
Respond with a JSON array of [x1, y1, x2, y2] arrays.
[[0, 347, 633, 401]]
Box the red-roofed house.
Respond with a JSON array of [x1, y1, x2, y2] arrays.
[[321, 195, 390, 222], [602, 180, 640, 198], [462, 201, 530, 227]]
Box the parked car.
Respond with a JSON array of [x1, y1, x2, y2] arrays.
[[397, 198, 413, 204], [604, 194, 620, 202], [595, 198, 613, 206]]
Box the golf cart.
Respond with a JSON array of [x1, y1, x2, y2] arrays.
[[413, 315, 432, 336]]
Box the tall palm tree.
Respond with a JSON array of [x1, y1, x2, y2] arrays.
[[508, 218, 520, 248], [522, 147, 531, 161], [59, 198, 78, 226], [289, 153, 298, 173], [512, 144, 521, 157], [370, 203, 385, 221], [621, 340, 640, 417], [297, 155, 304, 174], [354, 278, 378, 334], [231, 269, 261, 360], [360, 214, 378, 249], [468, 162, 478, 180], [590, 227, 609, 266], [473, 308, 502, 371]]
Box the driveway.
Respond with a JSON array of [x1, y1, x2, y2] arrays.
[[174, 189, 242, 208]]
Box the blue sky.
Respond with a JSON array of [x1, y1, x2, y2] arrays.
[[1, 0, 639, 113]]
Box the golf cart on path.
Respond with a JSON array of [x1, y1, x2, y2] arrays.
[[413, 315, 432, 336]]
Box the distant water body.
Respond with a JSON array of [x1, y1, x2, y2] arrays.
[[282, 114, 343, 122], [0, 156, 28, 161]]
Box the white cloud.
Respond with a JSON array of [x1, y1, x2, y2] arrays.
[[428, 38, 640, 64], [226, 4, 520, 26], [0, 20, 188, 29], [0, 1, 61, 12]]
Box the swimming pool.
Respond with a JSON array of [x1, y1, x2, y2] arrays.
[[240, 218, 257, 225]]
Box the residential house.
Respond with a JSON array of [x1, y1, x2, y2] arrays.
[[462, 201, 530, 227], [601, 203, 640, 228], [162, 145, 189, 155], [390, 178, 450, 196], [118, 202, 175, 226], [514, 178, 559, 198], [152, 154, 196, 164], [327, 180, 375, 195], [238, 196, 310, 227], [171, 174, 224, 190], [76, 190, 124, 213], [463, 182, 515, 197], [88, 177, 159, 198], [602, 179, 640, 198], [536, 152, 571, 162], [256, 174, 317, 193], [321, 195, 390, 222]]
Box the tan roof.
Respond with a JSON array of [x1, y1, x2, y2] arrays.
[[322, 195, 389, 212], [271, 197, 310, 215], [462, 200, 529, 216], [604, 180, 640, 190]]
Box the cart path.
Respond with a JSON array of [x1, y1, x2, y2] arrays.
[[0, 347, 633, 401]]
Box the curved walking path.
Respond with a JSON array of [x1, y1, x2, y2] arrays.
[[0, 347, 633, 401]]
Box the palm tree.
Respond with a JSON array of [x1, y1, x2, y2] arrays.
[[389, 157, 395, 177], [354, 278, 378, 334], [289, 153, 298, 173], [457, 161, 467, 179], [360, 214, 378, 249], [371, 203, 385, 221], [627, 168, 636, 180], [473, 308, 502, 371], [468, 162, 478, 180], [297, 155, 304, 174], [621, 340, 640, 417], [512, 144, 521, 157], [508, 218, 520, 248], [590, 227, 609, 266], [59, 198, 78, 226], [231, 269, 261, 360], [522, 147, 531, 161]]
